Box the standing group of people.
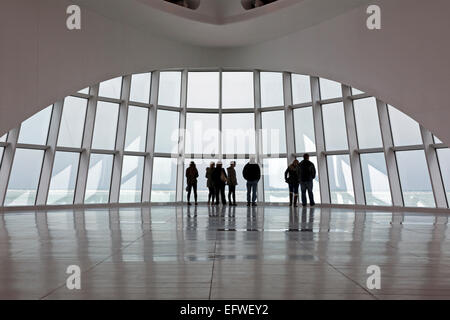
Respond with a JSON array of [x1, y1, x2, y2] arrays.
[[186, 158, 261, 207], [185, 154, 316, 207], [284, 154, 316, 207]]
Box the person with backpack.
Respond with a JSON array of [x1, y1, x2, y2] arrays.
[[212, 161, 228, 205], [285, 159, 300, 207]]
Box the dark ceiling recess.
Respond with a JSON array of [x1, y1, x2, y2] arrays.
[[241, 0, 278, 10], [164, 0, 200, 10]]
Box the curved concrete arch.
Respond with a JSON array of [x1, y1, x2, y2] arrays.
[[1, 0, 450, 144]]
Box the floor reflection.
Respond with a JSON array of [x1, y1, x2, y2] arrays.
[[0, 205, 450, 299]]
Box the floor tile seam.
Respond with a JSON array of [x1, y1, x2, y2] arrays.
[[37, 230, 151, 300]]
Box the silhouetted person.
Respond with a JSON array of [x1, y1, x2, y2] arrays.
[[205, 162, 216, 205], [227, 161, 238, 206], [298, 154, 316, 207], [185, 161, 198, 206], [212, 161, 227, 205], [243, 157, 261, 206], [285, 159, 300, 207]]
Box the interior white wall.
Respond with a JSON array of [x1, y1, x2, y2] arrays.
[[0, 0, 222, 136], [220, 0, 450, 143], [1, 0, 450, 145]]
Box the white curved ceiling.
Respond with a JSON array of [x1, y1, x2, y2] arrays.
[[71, 0, 372, 46], [1, 0, 450, 146]]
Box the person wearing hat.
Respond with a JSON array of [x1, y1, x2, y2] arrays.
[[227, 161, 238, 206], [212, 161, 228, 205]]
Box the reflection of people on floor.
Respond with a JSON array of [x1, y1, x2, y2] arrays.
[[301, 206, 315, 232], [186, 206, 197, 232], [288, 206, 300, 231], [246, 206, 258, 231]]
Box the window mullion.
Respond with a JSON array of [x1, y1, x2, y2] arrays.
[[109, 75, 131, 203], [0, 127, 20, 205], [142, 72, 160, 202], [175, 70, 188, 202], [283, 72, 295, 163], [420, 126, 448, 208], [254, 70, 264, 202], [74, 85, 98, 204], [36, 101, 64, 205], [376, 99, 403, 206], [311, 76, 330, 204], [342, 84, 365, 205]]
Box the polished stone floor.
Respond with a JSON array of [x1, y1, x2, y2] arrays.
[[1, 205, 450, 300]]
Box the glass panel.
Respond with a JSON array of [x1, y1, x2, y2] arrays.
[[434, 135, 443, 144], [0, 134, 6, 142], [388, 105, 423, 146], [309, 156, 321, 203], [5, 149, 44, 206], [151, 157, 178, 202], [360, 153, 392, 206], [263, 158, 288, 203], [185, 113, 219, 155], [260, 72, 284, 107], [78, 87, 89, 94], [18, 105, 52, 145], [91, 101, 119, 150], [319, 78, 342, 100], [291, 74, 311, 104], [327, 154, 355, 204], [353, 97, 383, 149], [396, 150, 435, 207], [124, 106, 148, 152], [119, 155, 145, 203], [293, 107, 316, 153], [158, 71, 181, 107], [154, 110, 179, 154], [58, 96, 87, 148], [85, 153, 114, 204], [187, 72, 220, 108], [222, 72, 254, 109], [261, 110, 286, 155], [322, 102, 348, 151], [130, 73, 151, 103], [47, 152, 80, 205], [222, 113, 255, 154], [351, 87, 364, 95], [98, 77, 122, 99], [436, 149, 450, 205]]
